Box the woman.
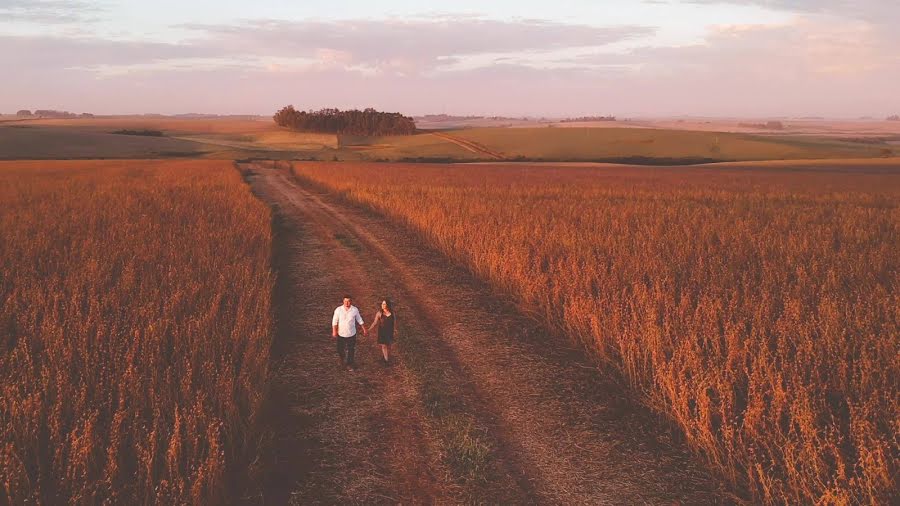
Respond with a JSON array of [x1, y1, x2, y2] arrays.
[[367, 299, 396, 364]]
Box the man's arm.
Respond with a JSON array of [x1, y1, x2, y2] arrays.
[[332, 308, 339, 337], [356, 309, 368, 336]]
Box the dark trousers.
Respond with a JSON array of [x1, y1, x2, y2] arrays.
[[336, 335, 357, 365]]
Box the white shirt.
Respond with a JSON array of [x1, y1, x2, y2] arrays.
[[332, 305, 364, 337]]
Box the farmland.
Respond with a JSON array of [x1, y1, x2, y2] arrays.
[[0, 124, 220, 159], [0, 118, 335, 160], [0, 160, 273, 504], [291, 160, 900, 504], [2, 116, 893, 162], [444, 127, 891, 161], [1, 116, 898, 503], [4, 0, 899, 502]]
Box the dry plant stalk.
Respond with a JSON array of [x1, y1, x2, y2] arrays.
[[295, 161, 899, 505], [0, 160, 273, 504]]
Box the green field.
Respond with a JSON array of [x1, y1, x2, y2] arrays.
[[0, 125, 213, 159], [0, 123, 308, 160], [446, 127, 889, 162], [340, 132, 474, 160], [1, 118, 893, 163], [340, 127, 892, 163]]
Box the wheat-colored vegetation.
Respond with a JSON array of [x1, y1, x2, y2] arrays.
[[294, 161, 899, 504], [0, 160, 273, 504]]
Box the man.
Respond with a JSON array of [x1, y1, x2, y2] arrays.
[[332, 295, 367, 370]]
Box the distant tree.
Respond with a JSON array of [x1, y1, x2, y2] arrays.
[[34, 109, 78, 119], [888, 115, 900, 121], [419, 114, 483, 121], [273, 106, 416, 136], [739, 121, 785, 130], [16, 109, 32, 117], [560, 115, 616, 123]]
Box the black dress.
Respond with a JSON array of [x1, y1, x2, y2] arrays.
[[377, 312, 395, 345]]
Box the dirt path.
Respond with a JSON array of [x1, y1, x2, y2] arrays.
[[243, 161, 730, 504], [430, 131, 505, 160], [243, 163, 451, 505]]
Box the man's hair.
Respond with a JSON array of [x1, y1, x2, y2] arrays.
[[343, 295, 352, 301]]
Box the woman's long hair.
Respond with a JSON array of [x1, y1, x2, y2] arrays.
[[379, 298, 393, 315]]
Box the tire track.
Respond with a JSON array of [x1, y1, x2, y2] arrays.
[[430, 131, 505, 160]]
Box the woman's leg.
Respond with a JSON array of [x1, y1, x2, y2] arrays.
[[381, 344, 390, 361]]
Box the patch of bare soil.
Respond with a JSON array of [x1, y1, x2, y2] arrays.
[[243, 161, 732, 504]]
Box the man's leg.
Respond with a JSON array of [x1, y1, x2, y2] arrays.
[[346, 336, 357, 367], [336, 337, 347, 365]]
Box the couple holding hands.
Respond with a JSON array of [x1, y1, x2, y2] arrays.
[[331, 295, 395, 370]]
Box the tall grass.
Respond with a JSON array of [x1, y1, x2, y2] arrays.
[[294, 161, 899, 504], [0, 160, 273, 504]]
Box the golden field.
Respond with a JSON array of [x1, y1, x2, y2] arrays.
[[293, 161, 899, 504], [0, 160, 273, 504]]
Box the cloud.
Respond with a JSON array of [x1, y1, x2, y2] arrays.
[[0, 0, 102, 24], [1, 8, 896, 117], [575, 17, 898, 76], [0, 35, 217, 68], [2, 16, 653, 78], [179, 17, 655, 74], [687, 0, 900, 24]]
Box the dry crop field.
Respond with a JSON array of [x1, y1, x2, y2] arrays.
[[293, 161, 899, 504], [0, 160, 273, 504]]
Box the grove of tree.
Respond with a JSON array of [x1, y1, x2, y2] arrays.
[[273, 106, 416, 136]]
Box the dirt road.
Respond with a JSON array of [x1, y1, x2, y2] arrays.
[[242, 162, 728, 504]]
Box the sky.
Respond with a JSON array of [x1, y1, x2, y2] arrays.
[[1, 0, 898, 117]]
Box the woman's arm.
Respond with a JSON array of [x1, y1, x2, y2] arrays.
[[367, 312, 381, 333]]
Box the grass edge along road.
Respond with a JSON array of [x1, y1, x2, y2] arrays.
[[291, 160, 900, 505], [0, 160, 273, 504]]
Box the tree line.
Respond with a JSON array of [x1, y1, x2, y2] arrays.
[[273, 106, 416, 136], [16, 109, 94, 118], [559, 115, 616, 123]]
